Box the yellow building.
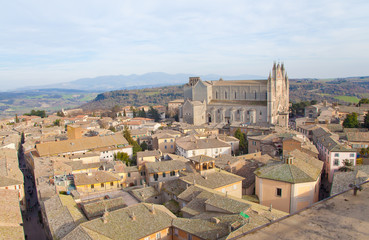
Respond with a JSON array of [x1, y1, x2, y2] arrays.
[[255, 149, 323, 213], [74, 171, 121, 194], [152, 130, 181, 154]]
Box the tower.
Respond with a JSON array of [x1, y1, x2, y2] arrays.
[[267, 62, 289, 127]]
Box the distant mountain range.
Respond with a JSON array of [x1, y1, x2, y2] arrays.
[[17, 72, 265, 92]]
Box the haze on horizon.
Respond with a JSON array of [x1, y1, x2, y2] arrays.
[[1, 0, 369, 90]]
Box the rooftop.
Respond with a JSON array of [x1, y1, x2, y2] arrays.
[[81, 197, 126, 220], [36, 134, 129, 156], [180, 169, 244, 189], [65, 203, 176, 240], [73, 171, 120, 186], [0, 189, 24, 240], [254, 150, 323, 184], [233, 181, 369, 240], [145, 160, 187, 174]]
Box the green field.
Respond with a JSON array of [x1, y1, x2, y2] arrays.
[[333, 96, 360, 103]]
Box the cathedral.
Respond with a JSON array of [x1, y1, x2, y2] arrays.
[[179, 63, 289, 127]]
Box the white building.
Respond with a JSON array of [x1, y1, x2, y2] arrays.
[[175, 137, 231, 158]]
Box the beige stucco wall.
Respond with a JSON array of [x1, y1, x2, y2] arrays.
[[256, 176, 291, 213], [214, 181, 242, 199], [256, 175, 321, 214]]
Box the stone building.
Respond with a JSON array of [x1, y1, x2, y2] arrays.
[[180, 63, 289, 127]]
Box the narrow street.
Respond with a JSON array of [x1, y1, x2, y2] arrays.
[[18, 143, 47, 240]]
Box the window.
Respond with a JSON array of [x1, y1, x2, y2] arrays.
[[101, 183, 104, 188], [164, 139, 167, 143], [234, 92, 237, 99], [334, 153, 339, 157], [163, 172, 166, 178], [260, 111, 262, 115], [165, 146, 167, 149], [154, 173, 159, 181], [334, 159, 339, 166], [225, 91, 227, 99], [174, 228, 179, 236], [170, 139, 173, 142], [156, 232, 161, 240], [276, 188, 282, 197], [171, 145, 173, 148], [110, 182, 114, 186], [128, 172, 131, 177], [233, 185, 237, 190], [350, 153, 355, 157], [91, 184, 94, 189], [188, 234, 192, 240]]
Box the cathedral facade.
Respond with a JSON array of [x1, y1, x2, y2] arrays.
[[180, 63, 289, 127]]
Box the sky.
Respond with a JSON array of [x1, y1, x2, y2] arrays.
[[1, 0, 369, 90]]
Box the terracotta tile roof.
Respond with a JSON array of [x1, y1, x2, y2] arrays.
[[73, 171, 120, 186], [0, 189, 24, 235], [254, 150, 323, 184], [81, 198, 126, 220], [176, 138, 230, 150], [145, 160, 187, 174], [180, 170, 244, 189], [36, 134, 129, 156], [69, 203, 176, 240], [346, 132, 369, 142]]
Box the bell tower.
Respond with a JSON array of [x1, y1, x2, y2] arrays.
[[267, 62, 289, 127]]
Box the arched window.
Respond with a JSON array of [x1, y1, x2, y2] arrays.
[[225, 91, 227, 99], [216, 91, 218, 99], [245, 92, 247, 99], [254, 91, 257, 99], [234, 92, 237, 99]]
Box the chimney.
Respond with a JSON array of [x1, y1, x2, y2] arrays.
[[150, 204, 156, 214], [131, 212, 136, 221], [102, 208, 109, 224]]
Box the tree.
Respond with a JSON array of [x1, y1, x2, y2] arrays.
[[148, 106, 160, 122], [140, 142, 148, 151], [25, 109, 47, 118], [109, 126, 116, 132], [123, 126, 142, 161], [53, 119, 61, 126], [130, 106, 137, 118], [363, 113, 369, 129], [358, 98, 369, 106], [123, 109, 126, 117], [137, 108, 146, 118], [343, 112, 359, 128], [114, 152, 130, 165], [15, 114, 19, 123], [234, 128, 248, 155]]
